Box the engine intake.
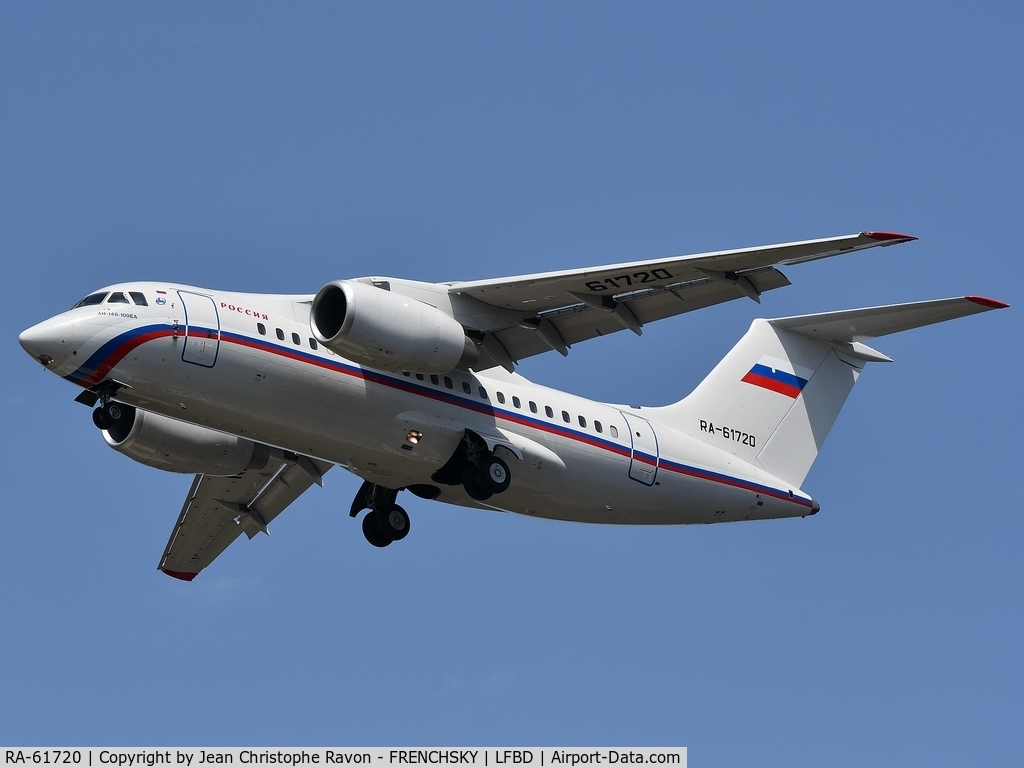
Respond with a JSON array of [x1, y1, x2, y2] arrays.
[[310, 280, 478, 373], [102, 405, 271, 476]]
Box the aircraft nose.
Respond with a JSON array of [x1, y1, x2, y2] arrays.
[[19, 318, 75, 367]]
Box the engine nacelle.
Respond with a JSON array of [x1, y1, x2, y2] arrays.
[[310, 279, 478, 373], [103, 405, 271, 476]]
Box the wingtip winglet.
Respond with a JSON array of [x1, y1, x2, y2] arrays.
[[161, 568, 198, 581], [966, 295, 1010, 309], [862, 231, 917, 243]]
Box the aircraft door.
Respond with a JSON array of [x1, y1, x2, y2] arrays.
[[620, 412, 659, 486], [178, 291, 221, 368]]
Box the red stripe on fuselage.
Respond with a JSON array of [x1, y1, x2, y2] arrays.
[[86, 325, 808, 508], [79, 328, 177, 388]]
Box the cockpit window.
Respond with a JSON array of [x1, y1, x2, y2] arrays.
[[129, 292, 148, 306], [107, 292, 129, 304], [72, 292, 108, 309]]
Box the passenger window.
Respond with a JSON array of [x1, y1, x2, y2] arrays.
[[416, 373, 424, 381], [257, 323, 266, 335], [309, 337, 318, 350], [497, 392, 506, 404], [529, 401, 537, 413], [595, 421, 603, 433], [72, 292, 108, 308], [430, 375, 439, 385], [276, 328, 285, 341], [478, 387, 487, 399], [610, 425, 619, 438], [512, 396, 521, 408], [129, 292, 148, 306], [545, 406, 553, 418], [578, 415, 587, 428], [462, 381, 472, 394], [444, 376, 453, 389], [562, 410, 570, 423], [108, 292, 129, 304], [291, 332, 300, 345]]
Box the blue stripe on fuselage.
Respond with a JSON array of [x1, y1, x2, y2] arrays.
[[69, 324, 810, 507]]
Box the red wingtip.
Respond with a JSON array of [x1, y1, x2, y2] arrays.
[[862, 231, 918, 242], [161, 568, 198, 581], [966, 295, 1010, 309]]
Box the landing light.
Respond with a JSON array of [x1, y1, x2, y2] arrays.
[[405, 430, 422, 445]]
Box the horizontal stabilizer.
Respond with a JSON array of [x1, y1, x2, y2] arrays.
[[649, 294, 1007, 489], [770, 296, 1008, 344]]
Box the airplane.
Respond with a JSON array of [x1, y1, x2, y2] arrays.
[[18, 231, 1008, 581]]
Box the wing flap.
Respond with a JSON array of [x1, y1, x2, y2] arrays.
[[475, 267, 792, 369], [158, 454, 333, 581], [450, 232, 913, 313]]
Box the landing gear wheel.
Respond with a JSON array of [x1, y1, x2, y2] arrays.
[[462, 465, 493, 501], [362, 512, 392, 548], [104, 402, 125, 422], [376, 504, 410, 541], [480, 456, 511, 494], [92, 407, 113, 430]]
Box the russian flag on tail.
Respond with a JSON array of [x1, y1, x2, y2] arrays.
[[741, 356, 812, 398]]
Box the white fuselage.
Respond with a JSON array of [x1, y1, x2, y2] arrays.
[[25, 283, 817, 526]]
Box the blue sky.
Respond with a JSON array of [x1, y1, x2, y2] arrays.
[[2, 3, 1021, 764]]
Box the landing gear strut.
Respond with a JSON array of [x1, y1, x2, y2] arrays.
[[349, 481, 411, 548]]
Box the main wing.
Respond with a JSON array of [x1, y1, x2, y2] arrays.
[[158, 453, 333, 581], [447, 231, 915, 370]]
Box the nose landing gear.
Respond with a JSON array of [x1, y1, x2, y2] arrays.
[[349, 481, 411, 548], [91, 400, 125, 430], [91, 400, 135, 442]]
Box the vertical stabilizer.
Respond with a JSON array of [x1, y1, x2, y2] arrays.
[[755, 345, 861, 486], [649, 320, 860, 487], [647, 296, 1007, 488]]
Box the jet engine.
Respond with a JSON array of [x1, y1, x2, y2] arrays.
[[310, 279, 479, 373], [101, 404, 271, 475]]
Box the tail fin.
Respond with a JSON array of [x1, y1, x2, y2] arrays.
[[650, 296, 1007, 488]]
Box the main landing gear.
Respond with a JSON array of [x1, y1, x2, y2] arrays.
[[461, 454, 510, 501], [431, 432, 512, 502], [349, 481, 410, 548], [348, 432, 514, 549]]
